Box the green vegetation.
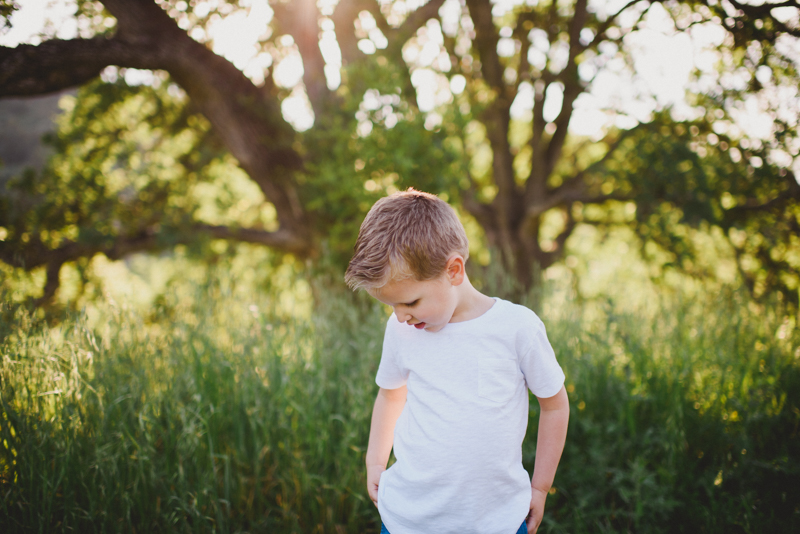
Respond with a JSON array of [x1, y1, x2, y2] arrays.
[[3, 0, 798, 305], [1, 3, 798, 531], [1, 268, 797, 533]]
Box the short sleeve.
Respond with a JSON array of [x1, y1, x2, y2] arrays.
[[375, 315, 409, 390], [519, 313, 565, 398]]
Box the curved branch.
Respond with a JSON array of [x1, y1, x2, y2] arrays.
[[724, 0, 800, 38], [1, 0, 312, 251], [332, 0, 374, 65], [589, 0, 640, 47], [539, 0, 588, 182], [464, 0, 520, 233], [536, 209, 577, 269], [725, 177, 800, 219], [384, 0, 447, 111], [0, 0, 185, 97], [1, 224, 310, 306], [0, 225, 309, 272], [0, 39, 124, 96], [272, 0, 332, 118], [34, 259, 66, 308], [521, 125, 634, 235], [0, 232, 161, 271], [465, 0, 503, 91], [388, 0, 447, 46], [197, 225, 311, 253]]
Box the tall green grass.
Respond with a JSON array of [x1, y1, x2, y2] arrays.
[[540, 293, 799, 532], [1, 279, 798, 533]]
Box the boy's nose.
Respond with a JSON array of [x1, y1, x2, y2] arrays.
[[395, 309, 411, 322]]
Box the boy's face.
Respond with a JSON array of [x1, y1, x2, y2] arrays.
[[367, 273, 458, 333]]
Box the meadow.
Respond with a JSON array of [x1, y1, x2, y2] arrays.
[[1, 266, 798, 533]]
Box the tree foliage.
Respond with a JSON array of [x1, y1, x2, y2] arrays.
[[436, 0, 800, 300], [0, 0, 799, 305], [0, 1, 18, 26]]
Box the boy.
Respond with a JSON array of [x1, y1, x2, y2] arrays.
[[345, 189, 569, 534]]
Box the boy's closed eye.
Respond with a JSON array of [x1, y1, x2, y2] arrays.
[[404, 300, 419, 307]]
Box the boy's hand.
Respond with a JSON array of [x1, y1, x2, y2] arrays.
[[366, 464, 386, 507], [525, 487, 548, 533]]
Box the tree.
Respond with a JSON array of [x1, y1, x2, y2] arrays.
[[1, 0, 799, 305], [0, 0, 456, 304], [440, 0, 800, 299]]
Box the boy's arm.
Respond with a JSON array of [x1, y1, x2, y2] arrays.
[[527, 385, 570, 533], [365, 385, 408, 507]]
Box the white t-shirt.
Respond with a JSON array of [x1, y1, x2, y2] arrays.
[[375, 298, 565, 534]]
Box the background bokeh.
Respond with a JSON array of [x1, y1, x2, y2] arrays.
[[1, 1, 799, 532]]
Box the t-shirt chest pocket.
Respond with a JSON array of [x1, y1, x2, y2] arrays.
[[478, 359, 519, 403]]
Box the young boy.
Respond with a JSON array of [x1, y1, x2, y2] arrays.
[[345, 189, 569, 534]]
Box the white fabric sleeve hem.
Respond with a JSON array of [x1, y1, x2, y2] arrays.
[[530, 370, 565, 399], [375, 376, 408, 390]]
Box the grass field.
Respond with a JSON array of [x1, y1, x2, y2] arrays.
[[1, 273, 798, 533]]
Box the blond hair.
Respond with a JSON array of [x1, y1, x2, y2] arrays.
[[345, 189, 469, 290]]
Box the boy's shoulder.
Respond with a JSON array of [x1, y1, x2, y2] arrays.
[[475, 299, 549, 346], [488, 297, 542, 323]]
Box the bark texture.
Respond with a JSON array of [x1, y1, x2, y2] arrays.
[[0, 0, 442, 305]]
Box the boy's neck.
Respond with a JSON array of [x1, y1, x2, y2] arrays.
[[450, 275, 496, 324]]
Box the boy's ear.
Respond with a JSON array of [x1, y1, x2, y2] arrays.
[[445, 255, 466, 286]]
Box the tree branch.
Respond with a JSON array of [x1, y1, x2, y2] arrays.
[[537, 209, 576, 269], [465, 0, 503, 91], [1, 0, 313, 251], [520, 127, 635, 230], [388, 0, 447, 47], [332, 0, 374, 65], [0, 0, 185, 98], [725, 177, 800, 218], [723, 0, 800, 38], [332, 0, 445, 110], [0, 39, 128, 96], [539, 0, 588, 181], [464, 0, 521, 242], [384, 0, 447, 111], [33, 259, 66, 308], [1, 223, 310, 306], [0, 225, 309, 272], [589, 0, 641, 48], [196, 225, 311, 253], [513, 11, 540, 92], [272, 0, 332, 118]]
